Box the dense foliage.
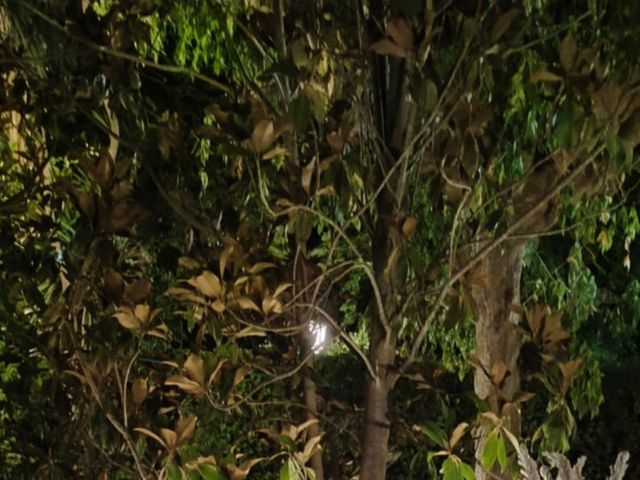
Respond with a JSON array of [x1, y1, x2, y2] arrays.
[[1, 1, 639, 479]]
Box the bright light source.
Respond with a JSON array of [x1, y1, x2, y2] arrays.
[[309, 320, 329, 354]]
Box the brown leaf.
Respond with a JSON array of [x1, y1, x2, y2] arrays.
[[491, 8, 520, 43], [387, 18, 414, 50], [559, 34, 577, 71], [529, 69, 563, 83], [134, 427, 167, 448], [250, 119, 275, 154], [448, 422, 469, 449], [371, 38, 409, 59], [184, 354, 205, 385], [236, 296, 261, 312], [219, 243, 235, 279], [106, 202, 141, 232], [301, 157, 317, 194], [95, 150, 114, 190], [114, 157, 133, 180], [134, 304, 151, 325], [527, 304, 546, 335], [125, 278, 151, 303], [211, 299, 226, 313], [491, 361, 508, 385], [71, 188, 95, 220], [104, 268, 124, 300], [194, 271, 222, 298], [262, 146, 289, 160], [402, 216, 417, 238], [165, 375, 205, 396], [131, 378, 148, 406], [226, 458, 263, 480], [113, 307, 142, 331], [160, 428, 177, 449], [175, 416, 198, 445], [326, 131, 344, 153], [235, 326, 267, 338], [248, 262, 277, 275], [232, 365, 252, 388]]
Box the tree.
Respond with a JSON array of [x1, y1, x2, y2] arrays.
[[1, 1, 639, 479]]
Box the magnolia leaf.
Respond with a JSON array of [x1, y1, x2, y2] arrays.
[[232, 365, 252, 387], [227, 458, 263, 480], [131, 378, 148, 406], [387, 17, 413, 50], [371, 38, 409, 59], [211, 299, 226, 313], [160, 428, 178, 449], [294, 418, 319, 440], [236, 296, 261, 312], [262, 146, 289, 160], [134, 427, 167, 448], [441, 457, 463, 480], [175, 415, 198, 445], [146, 323, 169, 339], [449, 422, 469, 450], [198, 464, 226, 480], [184, 354, 205, 385], [326, 131, 344, 152], [235, 326, 267, 338], [301, 158, 316, 194], [302, 434, 322, 463], [496, 433, 507, 472], [279, 458, 299, 480], [559, 34, 577, 71], [480, 411, 502, 426], [482, 430, 500, 471], [104, 268, 124, 300], [219, 244, 234, 280], [207, 359, 228, 387], [134, 304, 151, 324], [95, 150, 114, 189], [248, 262, 277, 274], [250, 119, 275, 154], [420, 422, 448, 449], [273, 282, 293, 298], [460, 462, 475, 480], [491, 361, 508, 385], [529, 69, 563, 83], [165, 375, 205, 396], [192, 271, 222, 298], [491, 8, 520, 43], [402, 216, 417, 237], [113, 307, 142, 331], [315, 185, 336, 197], [125, 278, 151, 303]]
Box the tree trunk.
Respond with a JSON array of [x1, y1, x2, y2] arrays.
[[467, 242, 524, 480], [360, 375, 391, 480], [303, 355, 325, 480], [359, 190, 403, 479]]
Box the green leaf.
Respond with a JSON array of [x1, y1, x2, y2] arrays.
[[198, 464, 226, 480], [291, 95, 311, 134], [278, 434, 297, 450], [279, 458, 299, 480], [421, 421, 449, 449], [496, 433, 507, 472], [166, 462, 183, 480], [481, 430, 499, 471], [441, 457, 463, 480], [460, 462, 475, 480]]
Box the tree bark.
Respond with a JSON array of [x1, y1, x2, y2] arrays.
[[467, 242, 524, 480], [359, 193, 402, 480]]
